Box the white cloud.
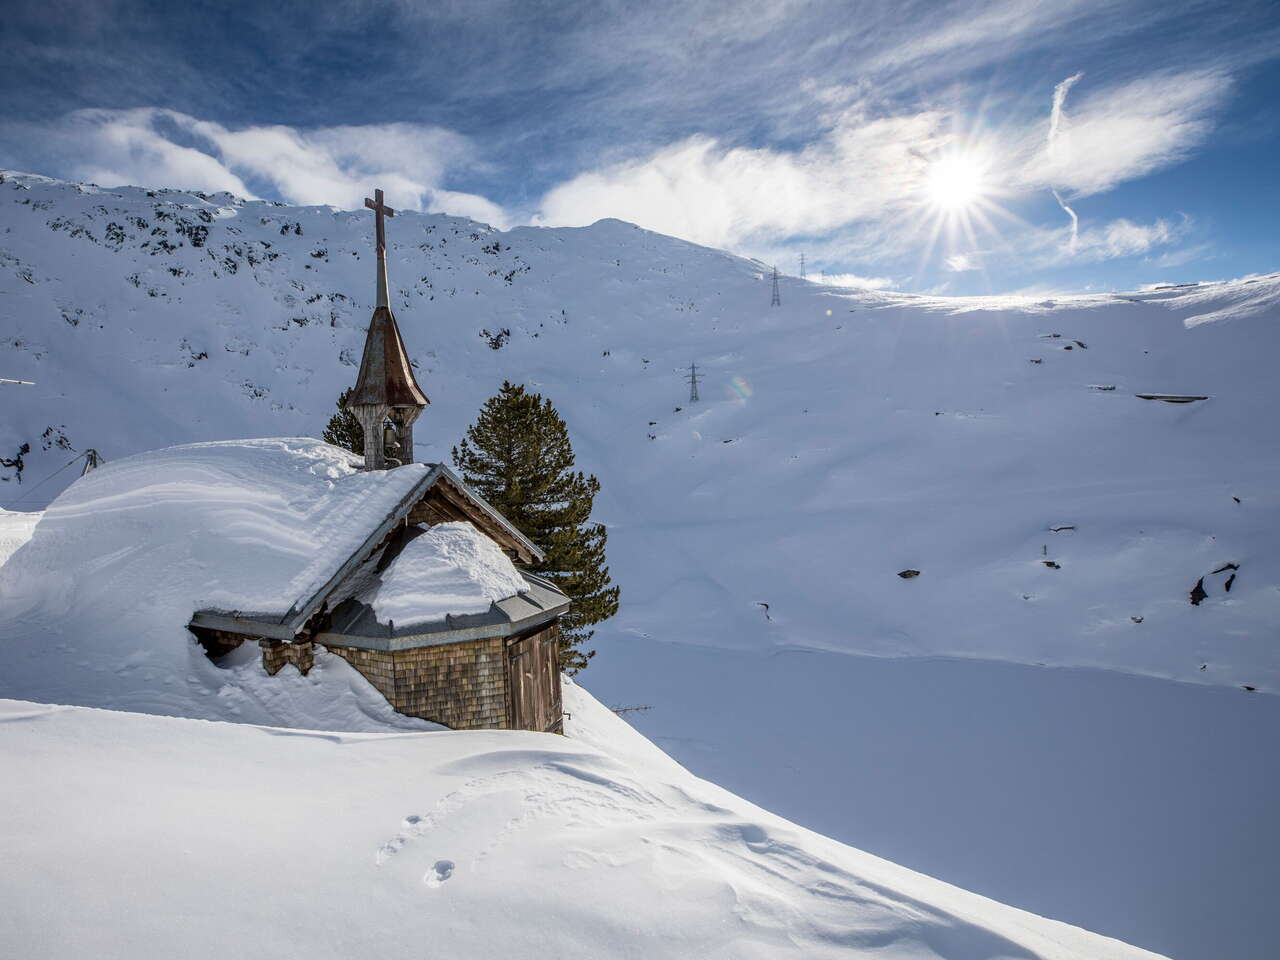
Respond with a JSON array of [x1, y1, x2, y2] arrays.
[[534, 108, 946, 249], [819, 272, 896, 289], [1020, 214, 1190, 266], [945, 254, 977, 272], [33, 108, 511, 226], [1074, 216, 1185, 259], [867, 0, 1097, 75], [1023, 70, 1231, 197], [69, 109, 254, 198]]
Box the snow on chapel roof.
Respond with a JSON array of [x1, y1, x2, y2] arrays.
[[365, 522, 531, 627], [4, 437, 541, 625], [45, 438, 432, 618], [0, 438, 453, 728]]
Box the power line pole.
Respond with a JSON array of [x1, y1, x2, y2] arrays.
[[687, 362, 701, 403], [81, 449, 102, 476], [770, 265, 781, 307], [799, 252, 806, 279]]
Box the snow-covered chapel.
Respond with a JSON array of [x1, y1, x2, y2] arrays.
[[183, 189, 568, 732]]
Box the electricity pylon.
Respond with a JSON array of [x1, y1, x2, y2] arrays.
[[687, 362, 702, 402], [770, 266, 781, 307]]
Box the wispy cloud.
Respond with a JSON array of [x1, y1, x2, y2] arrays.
[[1047, 73, 1084, 251], [1074, 216, 1187, 260], [1014, 214, 1190, 268], [945, 254, 979, 272], [1022, 69, 1232, 197], [819, 272, 896, 289], [7, 108, 510, 226]]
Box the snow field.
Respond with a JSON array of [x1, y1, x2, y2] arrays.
[[0, 684, 1168, 960]]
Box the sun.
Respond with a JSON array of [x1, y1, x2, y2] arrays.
[[905, 135, 1016, 276], [925, 152, 986, 212]]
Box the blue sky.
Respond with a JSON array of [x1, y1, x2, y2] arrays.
[[1, 0, 1276, 294]]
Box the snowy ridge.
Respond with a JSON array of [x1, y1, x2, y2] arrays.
[[0, 683, 1167, 960]]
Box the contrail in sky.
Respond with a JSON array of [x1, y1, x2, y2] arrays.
[[1048, 72, 1083, 252]]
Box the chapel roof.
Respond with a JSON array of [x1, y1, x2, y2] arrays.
[[86, 438, 547, 642]]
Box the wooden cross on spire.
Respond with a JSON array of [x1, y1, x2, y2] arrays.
[[364, 188, 395, 251]]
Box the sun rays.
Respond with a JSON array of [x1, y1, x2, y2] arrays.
[[908, 137, 1024, 282]]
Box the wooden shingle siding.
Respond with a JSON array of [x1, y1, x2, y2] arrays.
[[325, 637, 509, 730], [260, 639, 315, 676], [193, 622, 562, 734]]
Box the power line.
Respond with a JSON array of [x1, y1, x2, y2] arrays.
[[2, 448, 105, 507]]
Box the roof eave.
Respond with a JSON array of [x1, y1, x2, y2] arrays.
[[313, 598, 570, 652]]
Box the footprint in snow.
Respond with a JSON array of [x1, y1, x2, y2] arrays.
[[376, 836, 406, 864], [425, 860, 455, 887]]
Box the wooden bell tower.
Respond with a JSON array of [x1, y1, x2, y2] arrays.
[[349, 189, 429, 470]]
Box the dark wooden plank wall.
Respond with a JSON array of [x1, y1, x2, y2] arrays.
[[506, 624, 563, 733]]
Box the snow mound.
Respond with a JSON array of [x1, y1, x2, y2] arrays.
[[367, 521, 530, 626], [0, 437, 435, 730], [0, 508, 40, 568], [0, 682, 1168, 960]]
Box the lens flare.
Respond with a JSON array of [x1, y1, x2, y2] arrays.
[[729, 376, 752, 401]]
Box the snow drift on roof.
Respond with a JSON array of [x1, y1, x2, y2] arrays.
[[366, 522, 530, 627], [0, 438, 436, 730]]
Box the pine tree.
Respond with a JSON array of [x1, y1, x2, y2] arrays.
[[453, 381, 619, 673], [323, 387, 364, 455]]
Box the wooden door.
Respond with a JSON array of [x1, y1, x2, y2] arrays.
[[506, 625, 563, 732]]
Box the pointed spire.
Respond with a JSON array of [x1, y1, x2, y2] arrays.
[[350, 188, 428, 471], [349, 306, 428, 409]]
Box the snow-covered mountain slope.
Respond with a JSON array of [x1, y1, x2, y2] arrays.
[[2, 170, 1277, 693], [0, 683, 1167, 960]]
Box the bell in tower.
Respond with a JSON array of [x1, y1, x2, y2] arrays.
[[348, 188, 429, 470]]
